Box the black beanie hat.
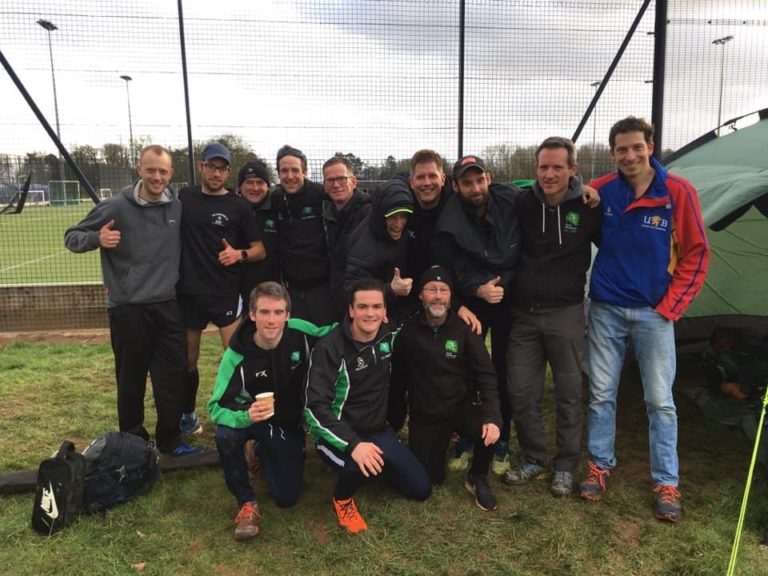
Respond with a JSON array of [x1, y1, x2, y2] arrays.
[[418, 265, 453, 293], [238, 162, 271, 188]]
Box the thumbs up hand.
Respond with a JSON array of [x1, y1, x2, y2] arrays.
[[476, 275, 504, 304], [99, 219, 121, 249], [390, 267, 413, 297], [218, 238, 240, 266]]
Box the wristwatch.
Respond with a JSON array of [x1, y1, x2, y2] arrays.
[[240, 250, 248, 262]]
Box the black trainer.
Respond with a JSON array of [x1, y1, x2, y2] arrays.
[[464, 473, 498, 511]]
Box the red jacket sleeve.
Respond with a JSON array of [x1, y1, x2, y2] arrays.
[[655, 175, 710, 321]]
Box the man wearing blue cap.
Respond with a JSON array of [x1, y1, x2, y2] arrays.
[[176, 142, 265, 435]]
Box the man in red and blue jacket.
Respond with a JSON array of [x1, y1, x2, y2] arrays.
[[578, 116, 709, 524]]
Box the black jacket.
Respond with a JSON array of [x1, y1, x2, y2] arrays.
[[323, 189, 372, 315], [343, 179, 414, 299], [397, 172, 453, 283], [207, 316, 325, 429], [512, 178, 603, 309], [240, 192, 280, 300], [431, 182, 521, 300], [304, 317, 397, 453], [272, 180, 329, 285], [389, 309, 501, 430]]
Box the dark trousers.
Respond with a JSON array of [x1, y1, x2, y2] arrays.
[[466, 297, 512, 446], [286, 280, 337, 326], [108, 300, 187, 453], [315, 427, 432, 502], [215, 422, 305, 508], [409, 407, 494, 484], [506, 303, 586, 473]]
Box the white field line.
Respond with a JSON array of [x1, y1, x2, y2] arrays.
[[0, 250, 69, 274]]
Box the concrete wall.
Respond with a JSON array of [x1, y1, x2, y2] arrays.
[[0, 284, 108, 331]]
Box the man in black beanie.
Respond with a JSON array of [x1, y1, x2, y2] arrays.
[[237, 161, 280, 304], [390, 266, 502, 511]]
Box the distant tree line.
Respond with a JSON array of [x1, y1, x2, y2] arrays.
[[3, 137, 673, 198]]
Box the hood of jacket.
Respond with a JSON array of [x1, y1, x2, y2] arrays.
[[530, 175, 583, 247], [369, 178, 414, 242]]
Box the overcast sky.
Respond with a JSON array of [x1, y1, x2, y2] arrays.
[[1, 0, 766, 173]]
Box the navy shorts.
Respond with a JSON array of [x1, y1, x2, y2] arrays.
[[178, 293, 243, 330]]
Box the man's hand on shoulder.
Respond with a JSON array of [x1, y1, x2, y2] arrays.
[[457, 305, 482, 335], [582, 185, 601, 208], [351, 441, 384, 477]]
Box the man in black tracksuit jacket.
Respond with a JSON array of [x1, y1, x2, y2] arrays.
[[431, 155, 522, 468], [503, 137, 603, 497], [272, 145, 336, 326], [305, 278, 431, 534], [390, 266, 502, 511], [343, 178, 415, 327]]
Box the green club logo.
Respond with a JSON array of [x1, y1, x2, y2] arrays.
[[265, 219, 276, 230], [302, 206, 313, 216], [379, 342, 391, 354], [445, 340, 459, 353], [290, 351, 300, 363], [565, 212, 580, 227]]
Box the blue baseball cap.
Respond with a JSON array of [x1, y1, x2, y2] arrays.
[[201, 143, 232, 165]]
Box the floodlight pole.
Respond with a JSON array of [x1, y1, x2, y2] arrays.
[[589, 81, 600, 180], [37, 18, 63, 182], [120, 75, 135, 166], [713, 35, 734, 136]]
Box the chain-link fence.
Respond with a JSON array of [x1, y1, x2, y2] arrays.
[[1, 0, 766, 330]]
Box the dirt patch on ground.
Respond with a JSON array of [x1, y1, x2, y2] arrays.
[[0, 329, 111, 345]]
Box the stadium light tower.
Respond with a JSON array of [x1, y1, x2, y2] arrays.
[[120, 75, 135, 166], [589, 81, 600, 180], [37, 18, 63, 181], [712, 35, 734, 136]]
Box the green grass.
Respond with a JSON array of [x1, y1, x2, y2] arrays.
[[1, 335, 768, 575], [0, 204, 101, 285]]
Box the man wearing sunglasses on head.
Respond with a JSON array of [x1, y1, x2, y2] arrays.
[[177, 143, 265, 437]]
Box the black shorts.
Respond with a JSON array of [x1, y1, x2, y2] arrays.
[[178, 293, 243, 330]]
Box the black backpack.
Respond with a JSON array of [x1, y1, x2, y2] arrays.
[[31, 441, 86, 535], [81, 431, 160, 513]]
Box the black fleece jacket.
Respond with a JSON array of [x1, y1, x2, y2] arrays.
[[389, 309, 501, 430]]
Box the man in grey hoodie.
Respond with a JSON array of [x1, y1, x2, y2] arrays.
[[65, 144, 198, 456], [501, 137, 602, 496]]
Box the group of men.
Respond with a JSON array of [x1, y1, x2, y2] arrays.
[[65, 114, 709, 540]]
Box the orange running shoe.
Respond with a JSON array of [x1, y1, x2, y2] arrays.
[[578, 459, 610, 501], [234, 501, 261, 541], [653, 485, 682, 523], [332, 497, 368, 533]]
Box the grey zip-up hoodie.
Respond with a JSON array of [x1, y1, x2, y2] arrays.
[[64, 183, 182, 307]]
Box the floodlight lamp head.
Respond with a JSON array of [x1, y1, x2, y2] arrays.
[[37, 19, 58, 31]]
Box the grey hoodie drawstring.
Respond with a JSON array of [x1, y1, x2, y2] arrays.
[[557, 204, 562, 246]]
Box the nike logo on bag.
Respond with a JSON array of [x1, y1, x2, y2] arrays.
[[40, 482, 59, 520]]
